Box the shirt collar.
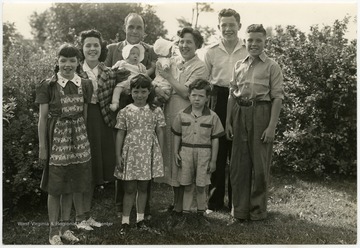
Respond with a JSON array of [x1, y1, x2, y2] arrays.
[[219, 38, 245, 54], [243, 52, 267, 63], [183, 54, 199, 66], [128, 103, 149, 111], [57, 72, 81, 87], [183, 105, 211, 116]]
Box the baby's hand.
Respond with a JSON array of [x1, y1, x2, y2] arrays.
[[110, 103, 119, 112], [112, 61, 123, 70]]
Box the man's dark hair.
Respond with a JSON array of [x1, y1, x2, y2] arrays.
[[218, 8, 241, 24]]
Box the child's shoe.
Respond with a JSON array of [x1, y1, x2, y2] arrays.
[[76, 220, 94, 231], [144, 214, 152, 221], [87, 217, 102, 227], [197, 215, 211, 226], [119, 223, 130, 235], [136, 220, 150, 231], [61, 230, 79, 243], [49, 234, 63, 245]]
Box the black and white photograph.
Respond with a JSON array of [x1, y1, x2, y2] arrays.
[[2, 0, 357, 246]]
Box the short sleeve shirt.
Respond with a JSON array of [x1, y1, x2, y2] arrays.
[[230, 52, 284, 101], [171, 105, 225, 148], [204, 39, 247, 87]]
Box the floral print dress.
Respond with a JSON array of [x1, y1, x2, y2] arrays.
[[114, 104, 166, 181]]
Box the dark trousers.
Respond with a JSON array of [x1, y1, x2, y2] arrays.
[[230, 102, 272, 220], [208, 85, 232, 210]]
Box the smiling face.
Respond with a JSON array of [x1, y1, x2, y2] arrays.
[[218, 16, 241, 42], [83, 37, 101, 63], [245, 32, 266, 57], [179, 33, 197, 61], [131, 86, 150, 106], [126, 47, 140, 65], [125, 15, 145, 44], [58, 56, 79, 80]]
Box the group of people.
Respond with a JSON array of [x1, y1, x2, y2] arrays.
[[36, 8, 284, 245]]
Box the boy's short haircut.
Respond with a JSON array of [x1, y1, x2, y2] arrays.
[[188, 78, 212, 96], [218, 8, 241, 24], [246, 24, 267, 36]]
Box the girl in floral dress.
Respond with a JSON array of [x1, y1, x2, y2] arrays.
[[36, 43, 92, 244], [114, 74, 165, 232]]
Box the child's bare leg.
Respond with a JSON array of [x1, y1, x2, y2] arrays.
[[136, 180, 150, 223], [48, 194, 61, 237], [110, 86, 123, 111], [73, 193, 85, 222], [73, 184, 94, 222], [60, 193, 73, 233], [173, 186, 184, 213], [122, 181, 137, 224], [196, 186, 206, 211], [183, 184, 195, 212]]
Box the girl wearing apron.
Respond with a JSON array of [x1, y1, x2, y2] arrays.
[[36, 44, 93, 245]]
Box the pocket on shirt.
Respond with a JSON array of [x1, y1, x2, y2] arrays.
[[181, 121, 191, 135], [199, 123, 212, 138], [254, 71, 271, 87]]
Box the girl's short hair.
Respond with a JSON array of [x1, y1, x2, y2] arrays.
[[78, 29, 108, 62], [129, 74, 156, 110], [54, 43, 82, 77], [177, 27, 204, 49], [188, 78, 212, 96]]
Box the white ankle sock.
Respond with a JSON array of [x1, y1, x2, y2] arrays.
[[122, 216, 130, 225], [136, 213, 144, 223]]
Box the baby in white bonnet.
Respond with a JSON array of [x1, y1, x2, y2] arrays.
[[153, 37, 178, 104], [110, 44, 146, 111]]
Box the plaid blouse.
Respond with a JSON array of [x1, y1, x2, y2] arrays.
[[79, 62, 119, 128]]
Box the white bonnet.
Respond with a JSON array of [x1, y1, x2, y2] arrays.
[[122, 44, 145, 62], [153, 37, 173, 56]]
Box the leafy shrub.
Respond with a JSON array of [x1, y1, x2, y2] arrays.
[[266, 17, 356, 175], [3, 41, 55, 209], [2, 16, 356, 210]]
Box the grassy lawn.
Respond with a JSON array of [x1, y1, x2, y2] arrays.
[[3, 170, 357, 245]]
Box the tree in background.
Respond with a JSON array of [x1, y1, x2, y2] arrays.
[[266, 16, 356, 175], [29, 2, 167, 46], [176, 2, 216, 44], [3, 22, 24, 58], [3, 12, 356, 211]]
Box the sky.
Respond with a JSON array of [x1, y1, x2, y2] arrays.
[[1, 0, 358, 41]]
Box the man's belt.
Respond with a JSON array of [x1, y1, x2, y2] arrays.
[[237, 98, 270, 107]]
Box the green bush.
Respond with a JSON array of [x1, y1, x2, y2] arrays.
[[266, 17, 357, 175], [3, 41, 55, 209], [2, 16, 356, 210]]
